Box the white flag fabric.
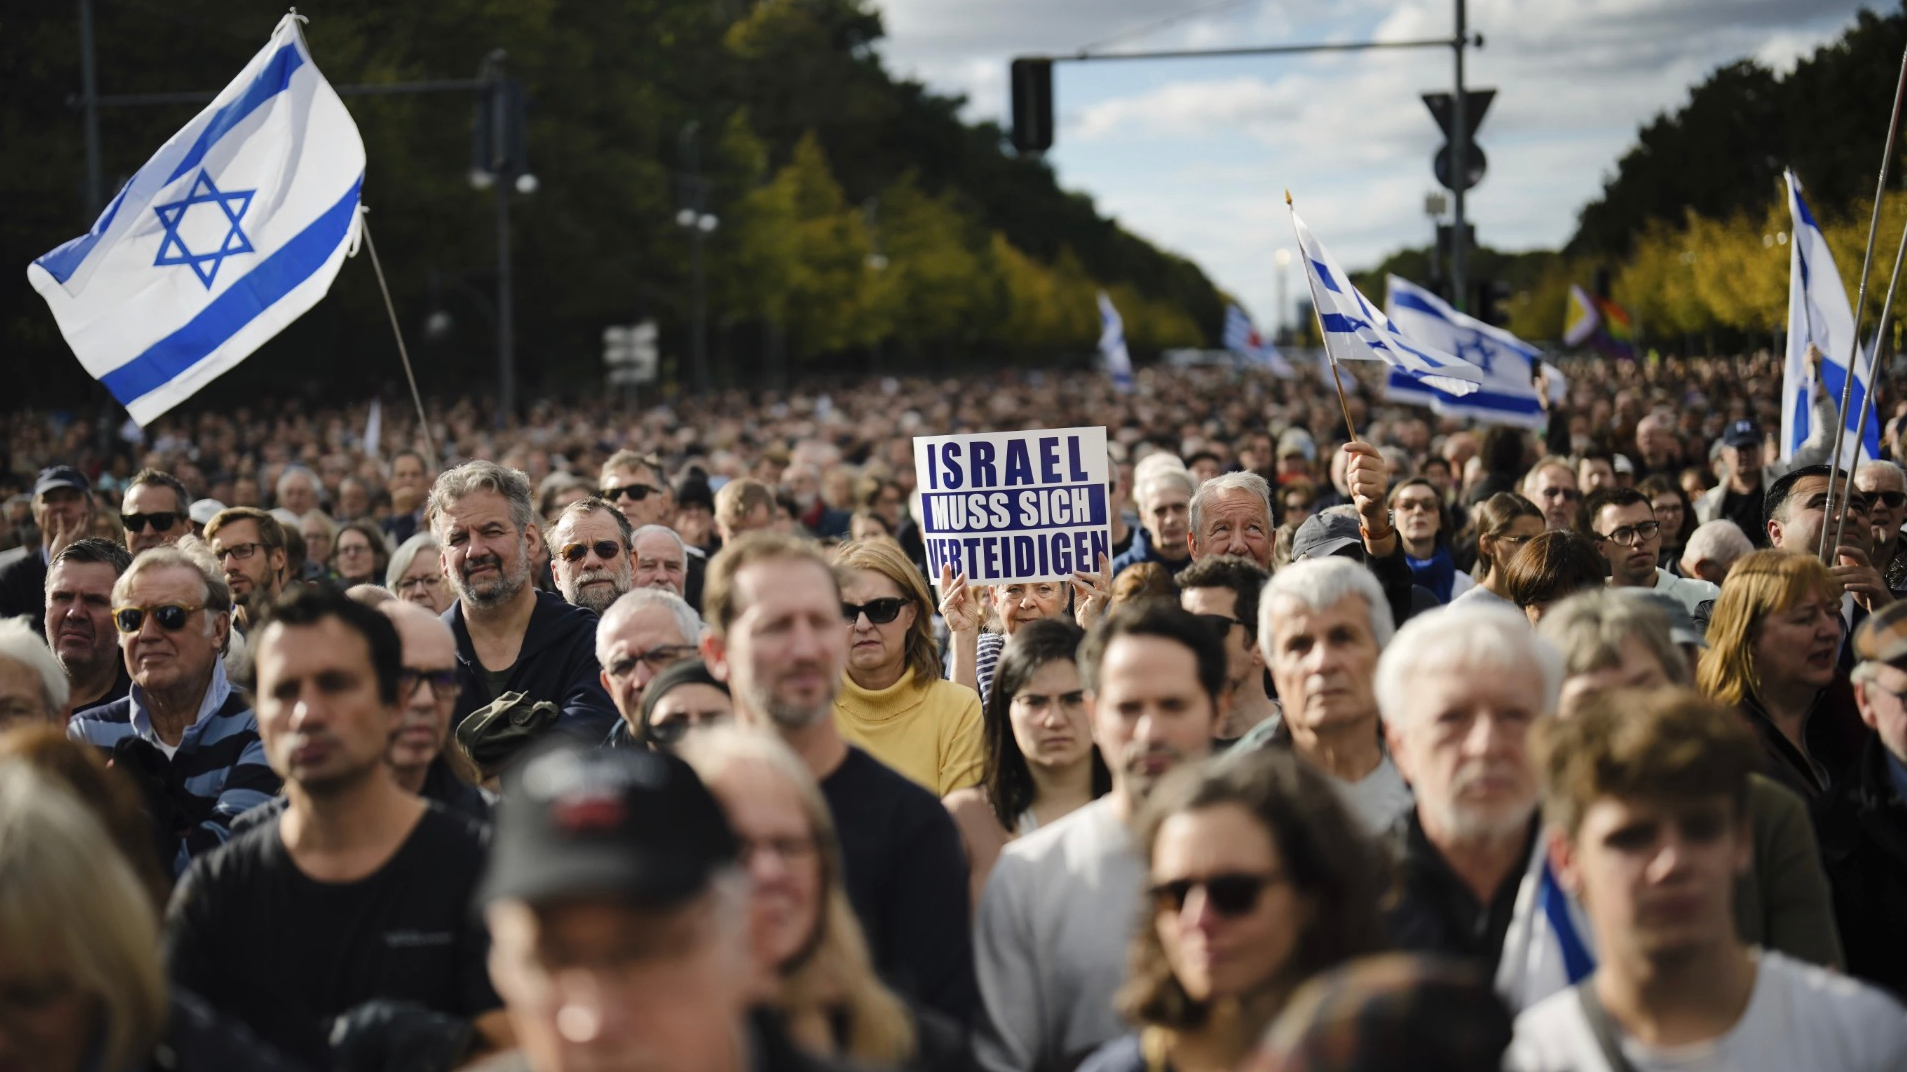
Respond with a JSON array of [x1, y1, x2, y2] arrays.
[[1383, 275, 1546, 429], [1288, 207, 1483, 396], [1098, 290, 1134, 394], [362, 398, 382, 457], [28, 14, 365, 425], [1222, 303, 1296, 378], [1783, 169, 1878, 466]]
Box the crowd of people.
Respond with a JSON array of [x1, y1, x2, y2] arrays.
[[3, 350, 1907, 1072]]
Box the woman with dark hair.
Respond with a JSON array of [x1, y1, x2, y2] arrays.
[[943, 619, 1110, 911], [330, 518, 390, 587], [1501, 529, 1607, 626], [1077, 750, 1386, 1072], [1452, 492, 1545, 608], [1389, 477, 1467, 603], [1638, 474, 1695, 570]]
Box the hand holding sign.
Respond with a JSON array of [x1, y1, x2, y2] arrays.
[[1071, 553, 1112, 631], [937, 564, 981, 635]]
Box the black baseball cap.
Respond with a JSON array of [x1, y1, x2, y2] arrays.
[[33, 465, 90, 499], [479, 742, 739, 908], [1722, 419, 1761, 448], [1291, 511, 1365, 562]]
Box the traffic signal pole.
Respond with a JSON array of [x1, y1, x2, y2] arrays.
[[1451, 0, 1469, 310]]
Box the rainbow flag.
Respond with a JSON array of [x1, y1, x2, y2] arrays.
[[1561, 284, 1635, 360], [1595, 295, 1635, 359]]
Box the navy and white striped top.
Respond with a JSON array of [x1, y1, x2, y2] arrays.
[[68, 661, 280, 875]]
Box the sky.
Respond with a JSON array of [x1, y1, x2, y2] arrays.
[[875, 0, 1874, 333]]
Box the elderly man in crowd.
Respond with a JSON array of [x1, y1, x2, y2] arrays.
[[1110, 464, 1195, 578], [1186, 470, 1275, 570], [597, 587, 703, 747], [42, 537, 133, 718], [0, 465, 93, 621], [0, 617, 68, 730], [1856, 459, 1907, 594], [121, 468, 192, 555], [67, 546, 278, 874], [431, 461, 618, 748], [1679, 518, 1755, 586], [1521, 457, 1582, 532], [547, 497, 634, 615], [631, 523, 692, 599], [1824, 600, 1907, 995], [275, 464, 322, 517], [385, 448, 435, 544]]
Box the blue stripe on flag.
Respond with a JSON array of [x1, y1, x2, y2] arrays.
[[35, 183, 131, 285], [1312, 259, 1343, 293], [101, 176, 361, 406], [165, 43, 305, 185], [1320, 312, 1371, 334], [1792, 184, 1821, 232], [1540, 857, 1596, 984]]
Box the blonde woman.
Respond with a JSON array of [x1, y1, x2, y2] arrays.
[[678, 727, 971, 1072]]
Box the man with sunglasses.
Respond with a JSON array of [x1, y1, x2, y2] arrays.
[[0, 465, 94, 622], [1178, 554, 1279, 743], [602, 450, 712, 608], [597, 587, 702, 747], [1855, 460, 1907, 596], [1582, 488, 1718, 618], [121, 468, 191, 555], [68, 546, 278, 875], [1522, 459, 1583, 533], [547, 498, 634, 615]]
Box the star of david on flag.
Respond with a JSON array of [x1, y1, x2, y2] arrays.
[[27, 13, 364, 425], [1383, 275, 1546, 429]]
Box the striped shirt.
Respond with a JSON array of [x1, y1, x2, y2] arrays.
[[947, 631, 1007, 707], [68, 661, 279, 875]]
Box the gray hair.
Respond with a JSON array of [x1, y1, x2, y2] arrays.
[[1857, 459, 1907, 488], [1682, 519, 1754, 573], [275, 464, 318, 502], [114, 545, 232, 617], [426, 460, 534, 535], [1259, 557, 1396, 655], [1375, 603, 1564, 729], [552, 497, 634, 547], [1189, 471, 1272, 538], [0, 617, 69, 717], [386, 533, 443, 588], [1536, 589, 1687, 685], [596, 587, 703, 665], [1135, 466, 1196, 513], [632, 523, 687, 557], [300, 510, 337, 542]]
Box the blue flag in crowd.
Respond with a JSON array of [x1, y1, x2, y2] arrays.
[[1222, 303, 1296, 378], [1287, 206, 1483, 397], [1098, 291, 1135, 394], [1783, 169, 1879, 466], [1384, 275, 1546, 429], [27, 14, 365, 426]]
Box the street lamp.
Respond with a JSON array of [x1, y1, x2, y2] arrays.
[[1273, 248, 1293, 343], [471, 50, 534, 420], [677, 122, 717, 395]]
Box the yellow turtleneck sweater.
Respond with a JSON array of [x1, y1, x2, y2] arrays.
[[833, 667, 985, 796]]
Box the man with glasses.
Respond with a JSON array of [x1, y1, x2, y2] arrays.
[[42, 537, 134, 717], [379, 600, 488, 820], [68, 546, 278, 874], [121, 468, 191, 555], [598, 449, 675, 530], [547, 498, 634, 615], [204, 506, 290, 622], [1178, 554, 1278, 742], [0, 465, 94, 621], [596, 588, 702, 747], [1521, 458, 1582, 532], [1582, 487, 1718, 618], [1855, 460, 1907, 596]]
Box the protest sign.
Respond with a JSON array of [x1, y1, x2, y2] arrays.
[[913, 426, 1111, 585]]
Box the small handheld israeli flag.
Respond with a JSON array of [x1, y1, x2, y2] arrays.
[[1783, 169, 1878, 466], [28, 13, 365, 425], [1287, 205, 1483, 397], [1384, 275, 1545, 429], [1098, 290, 1134, 394]]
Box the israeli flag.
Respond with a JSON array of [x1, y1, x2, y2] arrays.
[[1098, 290, 1134, 394], [1222, 303, 1296, 378], [1784, 170, 1878, 466], [1384, 275, 1546, 429], [28, 14, 365, 426], [1288, 208, 1483, 396]]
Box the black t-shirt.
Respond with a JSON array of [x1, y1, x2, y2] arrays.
[[1385, 812, 1538, 969], [821, 746, 977, 1026], [1723, 484, 1770, 547], [164, 802, 500, 1065]]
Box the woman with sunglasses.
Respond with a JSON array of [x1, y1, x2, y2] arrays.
[[1451, 492, 1544, 608], [943, 618, 1109, 912], [832, 540, 985, 796], [1389, 477, 1469, 604], [330, 519, 389, 588], [1078, 750, 1385, 1072]]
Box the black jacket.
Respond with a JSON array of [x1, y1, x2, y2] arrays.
[[444, 590, 619, 744], [1818, 733, 1907, 998]]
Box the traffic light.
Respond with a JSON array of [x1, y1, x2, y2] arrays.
[[1011, 58, 1053, 153]]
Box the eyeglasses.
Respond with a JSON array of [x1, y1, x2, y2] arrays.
[[399, 667, 461, 699], [738, 834, 818, 864], [396, 575, 445, 593], [213, 542, 264, 562], [605, 645, 695, 679], [122, 511, 178, 534], [1537, 487, 1582, 502], [1196, 613, 1243, 639], [1869, 490, 1907, 509], [112, 603, 206, 634], [842, 597, 909, 624], [560, 539, 625, 564], [1149, 872, 1285, 918], [646, 710, 731, 746], [1593, 520, 1661, 547], [1496, 533, 1537, 547], [602, 484, 659, 503]]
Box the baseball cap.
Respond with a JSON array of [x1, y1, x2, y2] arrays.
[[1291, 512, 1364, 562], [1854, 600, 1907, 666], [1722, 420, 1761, 449], [189, 499, 226, 526], [479, 743, 739, 908], [33, 465, 90, 499]]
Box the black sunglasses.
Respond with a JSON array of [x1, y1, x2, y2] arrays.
[[646, 710, 730, 747], [122, 511, 179, 534], [559, 539, 625, 564], [842, 597, 909, 625], [1196, 613, 1243, 639], [1149, 872, 1284, 918], [602, 483, 659, 503], [606, 645, 696, 680], [112, 603, 206, 634], [1870, 490, 1907, 509], [399, 667, 461, 698]]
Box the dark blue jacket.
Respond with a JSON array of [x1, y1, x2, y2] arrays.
[[444, 590, 618, 743], [1109, 525, 1191, 580]]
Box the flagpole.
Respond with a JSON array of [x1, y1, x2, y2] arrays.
[[1819, 38, 1907, 561], [1828, 206, 1907, 558], [359, 213, 440, 467], [1286, 191, 1361, 446]]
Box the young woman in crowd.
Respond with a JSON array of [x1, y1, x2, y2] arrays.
[[1500, 529, 1606, 626], [1698, 549, 1868, 800], [1452, 492, 1546, 607], [678, 728, 971, 1072], [299, 511, 337, 581], [1389, 477, 1470, 604], [1638, 474, 1695, 571], [943, 619, 1110, 910], [330, 519, 390, 587], [833, 539, 985, 796], [1077, 751, 1385, 1072]]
